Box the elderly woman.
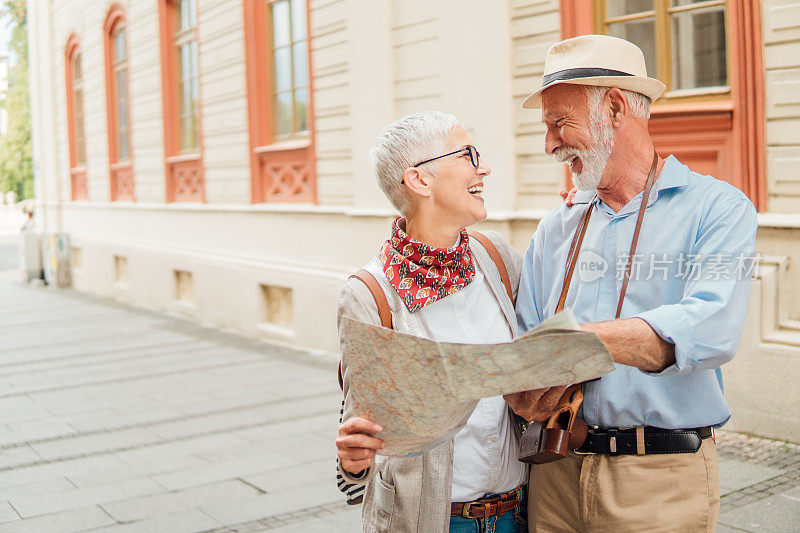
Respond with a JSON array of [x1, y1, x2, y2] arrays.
[[335, 111, 529, 533]]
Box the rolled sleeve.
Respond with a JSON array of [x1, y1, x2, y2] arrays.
[[636, 304, 696, 376], [636, 197, 757, 377]]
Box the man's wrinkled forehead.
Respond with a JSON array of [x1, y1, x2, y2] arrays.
[[541, 84, 588, 123]]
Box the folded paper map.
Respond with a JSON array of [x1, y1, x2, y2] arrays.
[[341, 309, 614, 457]]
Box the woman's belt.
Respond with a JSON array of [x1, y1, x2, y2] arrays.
[[450, 485, 523, 519], [575, 426, 713, 456]]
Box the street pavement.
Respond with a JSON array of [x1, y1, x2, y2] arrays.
[[0, 235, 361, 532], [0, 234, 798, 532]]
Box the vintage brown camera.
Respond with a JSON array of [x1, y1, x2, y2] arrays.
[[518, 384, 588, 464]]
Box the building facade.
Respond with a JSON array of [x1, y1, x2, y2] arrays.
[[27, 0, 800, 442]]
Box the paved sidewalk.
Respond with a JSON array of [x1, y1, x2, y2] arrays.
[[0, 272, 360, 532], [717, 433, 800, 532], [0, 246, 798, 531]]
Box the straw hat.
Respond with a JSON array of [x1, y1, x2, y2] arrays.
[[522, 34, 666, 109]]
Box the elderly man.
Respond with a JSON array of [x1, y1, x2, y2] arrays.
[[506, 35, 758, 531]]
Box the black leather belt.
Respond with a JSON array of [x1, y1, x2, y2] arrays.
[[576, 426, 713, 456]]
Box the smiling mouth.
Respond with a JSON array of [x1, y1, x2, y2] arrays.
[[468, 184, 484, 196], [564, 155, 582, 171]]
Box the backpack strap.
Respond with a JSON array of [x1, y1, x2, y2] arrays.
[[350, 269, 393, 329], [467, 230, 514, 304], [338, 269, 393, 390]]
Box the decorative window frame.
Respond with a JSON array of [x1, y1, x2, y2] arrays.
[[242, 0, 318, 203], [559, 0, 766, 210], [103, 3, 135, 202], [64, 34, 88, 201], [157, 0, 206, 203]]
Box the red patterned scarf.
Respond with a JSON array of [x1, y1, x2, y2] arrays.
[[381, 218, 476, 312]]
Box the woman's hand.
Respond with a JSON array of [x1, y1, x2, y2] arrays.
[[560, 187, 578, 206], [504, 386, 567, 422], [337, 417, 385, 475]]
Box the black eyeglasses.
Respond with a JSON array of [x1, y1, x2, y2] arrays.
[[401, 146, 481, 184], [414, 145, 480, 170]]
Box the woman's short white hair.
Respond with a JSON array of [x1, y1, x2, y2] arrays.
[[585, 85, 651, 119], [370, 111, 462, 214]]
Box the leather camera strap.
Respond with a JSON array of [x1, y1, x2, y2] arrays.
[[615, 149, 659, 318], [555, 202, 594, 314], [548, 150, 660, 430], [556, 149, 659, 317]]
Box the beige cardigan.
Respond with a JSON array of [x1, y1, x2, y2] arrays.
[[337, 230, 524, 533]]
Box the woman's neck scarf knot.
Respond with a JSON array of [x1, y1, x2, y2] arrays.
[[380, 218, 476, 312]]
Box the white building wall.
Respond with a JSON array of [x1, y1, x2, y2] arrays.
[[196, 0, 250, 204], [46, 0, 513, 355], [27, 0, 800, 442], [312, 0, 357, 206], [762, 0, 800, 213], [52, 1, 112, 203], [126, 0, 168, 204], [511, 0, 562, 210]]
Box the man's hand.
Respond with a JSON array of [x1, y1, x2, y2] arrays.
[[336, 417, 385, 476], [504, 386, 567, 422]]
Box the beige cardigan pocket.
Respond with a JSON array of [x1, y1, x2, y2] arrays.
[[375, 471, 395, 515], [366, 471, 395, 532]]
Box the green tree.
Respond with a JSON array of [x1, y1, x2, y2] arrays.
[[0, 0, 32, 200]]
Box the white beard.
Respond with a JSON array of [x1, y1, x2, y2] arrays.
[[555, 106, 615, 191]]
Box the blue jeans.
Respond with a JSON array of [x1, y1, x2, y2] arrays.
[[449, 487, 527, 533]]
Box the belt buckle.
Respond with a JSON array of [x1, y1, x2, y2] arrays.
[[461, 501, 475, 519], [461, 499, 500, 519]]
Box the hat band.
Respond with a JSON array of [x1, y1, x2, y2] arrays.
[[542, 67, 634, 88]]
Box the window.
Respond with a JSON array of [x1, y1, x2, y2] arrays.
[[64, 35, 88, 201], [562, 0, 766, 210], [271, 0, 309, 137], [176, 1, 200, 152], [158, 0, 205, 202], [104, 5, 135, 201], [243, 0, 317, 203], [598, 0, 728, 99]]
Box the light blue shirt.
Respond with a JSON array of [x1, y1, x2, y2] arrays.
[[516, 156, 758, 429]]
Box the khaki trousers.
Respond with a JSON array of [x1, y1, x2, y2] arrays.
[[528, 438, 719, 532]]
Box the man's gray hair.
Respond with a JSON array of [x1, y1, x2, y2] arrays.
[[585, 85, 651, 119], [370, 111, 462, 214]]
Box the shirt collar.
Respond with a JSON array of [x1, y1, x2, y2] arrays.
[[569, 155, 687, 209], [654, 155, 688, 193]]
